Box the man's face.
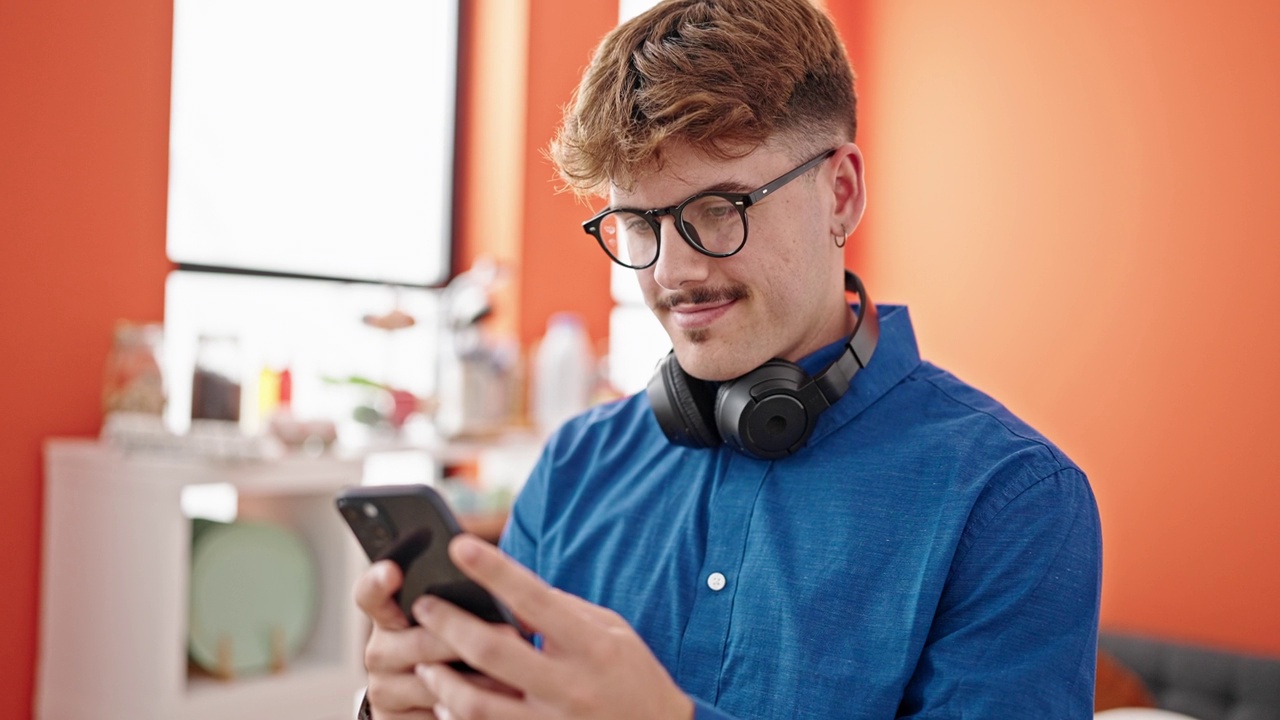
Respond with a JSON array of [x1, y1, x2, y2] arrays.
[[611, 141, 862, 381]]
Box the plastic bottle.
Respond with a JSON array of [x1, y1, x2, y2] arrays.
[[532, 313, 594, 435]]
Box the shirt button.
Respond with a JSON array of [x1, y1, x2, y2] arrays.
[[707, 572, 727, 591]]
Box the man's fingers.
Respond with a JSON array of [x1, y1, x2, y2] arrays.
[[365, 672, 440, 714], [542, 585, 630, 629], [414, 594, 561, 699], [365, 623, 460, 673], [368, 708, 437, 720], [355, 560, 410, 630], [417, 663, 538, 720], [446, 535, 601, 644]]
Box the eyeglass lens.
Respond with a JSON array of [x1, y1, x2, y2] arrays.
[[597, 195, 745, 268]]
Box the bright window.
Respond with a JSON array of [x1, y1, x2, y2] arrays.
[[163, 1, 460, 442], [167, 0, 458, 285]]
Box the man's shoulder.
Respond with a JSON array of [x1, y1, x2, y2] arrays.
[[539, 391, 668, 471], [873, 359, 1084, 486], [551, 391, 655, 443], [875, 361, 1097, 553]]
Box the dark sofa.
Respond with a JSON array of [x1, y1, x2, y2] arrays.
[[1099, 633, 1280, 720]]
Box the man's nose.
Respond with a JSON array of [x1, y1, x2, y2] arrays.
[[651, 215, 710, 290]]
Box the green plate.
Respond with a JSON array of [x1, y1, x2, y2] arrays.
[[189, 519, 318, 676]]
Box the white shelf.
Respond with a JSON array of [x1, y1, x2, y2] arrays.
[[37, 439, 367, 720]]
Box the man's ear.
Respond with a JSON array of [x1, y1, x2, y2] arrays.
[[830, 143, 866, 237]]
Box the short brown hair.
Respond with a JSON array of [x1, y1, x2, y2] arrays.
[[550, 0, 857, 196]]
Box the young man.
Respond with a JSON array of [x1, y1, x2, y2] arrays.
[[354, 1, 1102, 718]]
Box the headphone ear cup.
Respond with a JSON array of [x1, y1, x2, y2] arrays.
[[715, 360, 817, 459], [646, 352, 722, 448]]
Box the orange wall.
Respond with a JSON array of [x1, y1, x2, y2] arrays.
[[0, 0, 617, 715], [455, 0, 615, 355], [860, 0, 1280, 655], [0, 0, 174, 714], [517, 0, 616, 352]]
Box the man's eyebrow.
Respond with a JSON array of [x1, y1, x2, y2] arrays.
[[700, 180, 755, 194], [609, 179, 756, 210]]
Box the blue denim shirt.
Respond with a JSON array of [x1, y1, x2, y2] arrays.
[[501, 305, 1101, 719]]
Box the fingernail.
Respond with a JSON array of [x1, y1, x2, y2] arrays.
[[377, 562, 395, 585], [434, 704, 454, 720], [415, 663, 436, 687], [412, 594, 437, 620], [453, 535, 482, 562]]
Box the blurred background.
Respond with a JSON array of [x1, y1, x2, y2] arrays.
[[2, 0, 1279, 717]]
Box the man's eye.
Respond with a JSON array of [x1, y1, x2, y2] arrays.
[[690, 202, 733, 222]]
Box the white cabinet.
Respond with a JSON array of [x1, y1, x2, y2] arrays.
[[37, 440, 367, 720]]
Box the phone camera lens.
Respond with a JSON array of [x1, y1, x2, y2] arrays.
[[362, 502, 379, 519]]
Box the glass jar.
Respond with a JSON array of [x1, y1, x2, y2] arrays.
[[102, 322, 166, 416], [191, 334, 243, 423]]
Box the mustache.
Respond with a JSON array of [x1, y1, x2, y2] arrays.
[[656, 284, 750, 311]]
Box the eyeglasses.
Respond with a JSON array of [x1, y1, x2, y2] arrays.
[[582, 149, 837, 270]]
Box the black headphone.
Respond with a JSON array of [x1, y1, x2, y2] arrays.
[[646, 270, 879, 460]]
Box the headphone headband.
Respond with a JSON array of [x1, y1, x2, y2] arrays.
[[811, 271, 879, 404]]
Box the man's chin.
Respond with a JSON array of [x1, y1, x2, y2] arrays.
[[682, 327, 710, 345], [671, 344, 757, 382]]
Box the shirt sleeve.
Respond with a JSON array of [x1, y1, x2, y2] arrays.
[[498, 440, 552, 572], [899, 466, 1102, 719]]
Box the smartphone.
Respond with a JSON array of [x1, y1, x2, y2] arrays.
[[335, 484, 525, 634]]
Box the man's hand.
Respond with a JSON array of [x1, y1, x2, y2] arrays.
[[355, 560, 518, 719], [412, 535, 694, 720], [354, 560, 447, 719]]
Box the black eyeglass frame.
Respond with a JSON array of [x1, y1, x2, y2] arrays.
[[582, 148, 838, 270]]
